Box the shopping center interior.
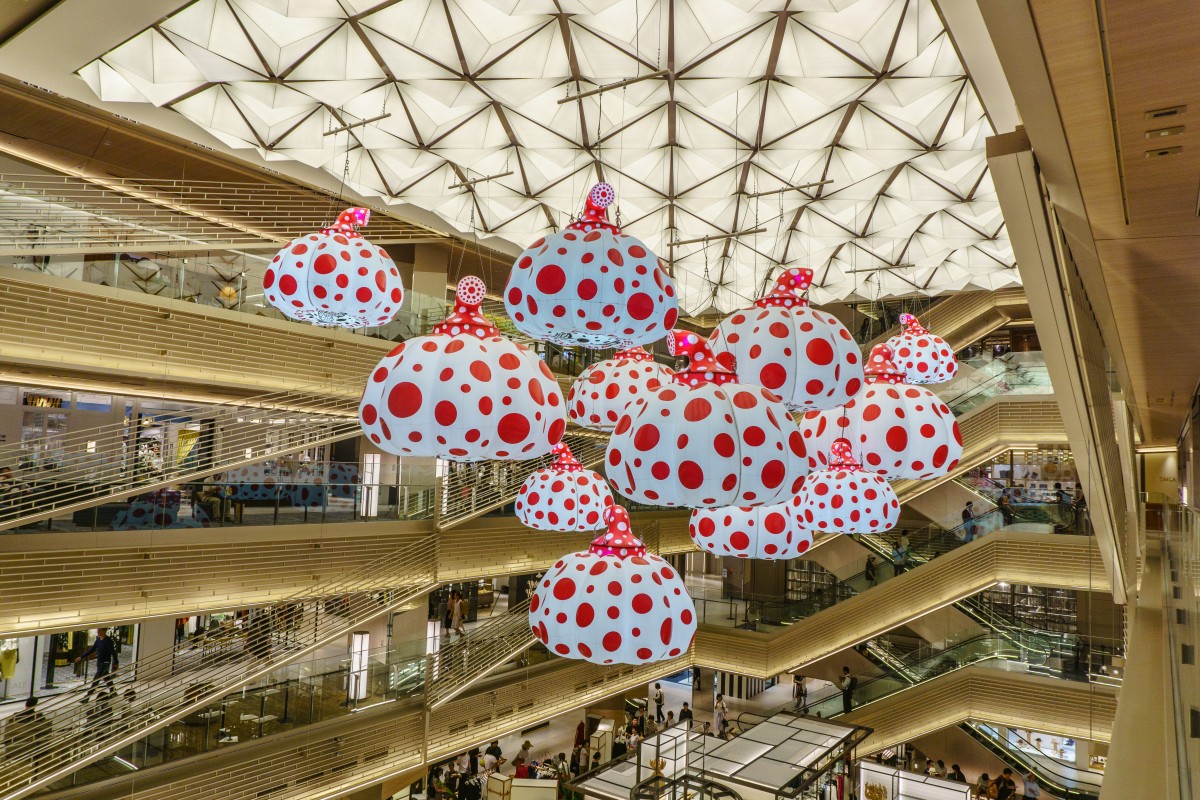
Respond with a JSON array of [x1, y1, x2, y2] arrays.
[[0, 1, 1195, 799]]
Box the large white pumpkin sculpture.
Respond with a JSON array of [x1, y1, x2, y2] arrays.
[[566, 346, 672, 432], [515, 442, 614, 532]]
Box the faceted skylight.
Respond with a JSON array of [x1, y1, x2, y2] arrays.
[[79, 0, 1019, 313]]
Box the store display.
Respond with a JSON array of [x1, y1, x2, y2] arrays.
[[885, 313, 958, 384], [606, 331, 807, 508], [514, 442, 614, 532], [529, 505, 696, 665], [709, 267, 863, 410], [264, 207, 404, 328], [798, 344, 962, 479], [795, 439, 899, 535], [689, 495, 813, 559], [504, 183, 678, 348], [567, 347, 672, 432], [359, 276, 565, 461]]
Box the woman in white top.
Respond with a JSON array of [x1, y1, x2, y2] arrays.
[[714, 694, 729, 738]]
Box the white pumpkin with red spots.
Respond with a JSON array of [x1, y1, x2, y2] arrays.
[[529, 506, 696, 665], [605, 331, 807, 508], [689, 495, 814, 559], [567, 347, 672, 432], [795, 439, 899, 534], [264, 208, 404, 329], [515, 442, 614, 532], [359, 277, 565, 461], [709, 268, 863, 411], [797, 344, 962, 479], [505, 184, 678, 349], [885, 313, 959, 384]]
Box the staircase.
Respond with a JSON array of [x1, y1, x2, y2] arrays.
[[427, 598, 537, 708], [0, 534, 439, 800], [0, 381, 366, 531]]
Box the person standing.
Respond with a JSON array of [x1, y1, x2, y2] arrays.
[[665, 710, 676, 728], [994, 768, 1017, 800], [974, 774, 991, 799], [678, 702, 693, 728], [962, 502, 976, 541], [76, 628, 118, 702], [1022, 773, 1040, 799], [4, 697, 51, 780], [891, 543, 907, 576], [863, 556, 877, 587], [792, 673, 807, 709], [839, 667, 856, 714], [947, 764, 966, 782], [569, 746, 581, 776], [653, 682, 665, 722], [999, 491, 1015, 526], [713, 694, 729, 738]]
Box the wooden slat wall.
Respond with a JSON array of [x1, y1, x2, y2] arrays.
[[0, 512, 690, 636], [0, 266, 391, 398], [692, 531, 1109, 676], [866, 288, 1028, 351], [844, 665, 1118, 753]]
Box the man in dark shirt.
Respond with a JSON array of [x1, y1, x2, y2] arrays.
[[75, 628, 118, 702], [678, 702, 694, 729]]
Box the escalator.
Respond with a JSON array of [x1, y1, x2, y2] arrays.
[[961, 722, 1102, 800]]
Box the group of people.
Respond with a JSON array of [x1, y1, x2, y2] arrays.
[[442, 591, 467, 638], [920, 760, 1039, 799], [428, 738, 574, 799]]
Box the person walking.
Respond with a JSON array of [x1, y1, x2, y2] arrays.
[[863, 556, 877, 587], [653, 682, 665, 722], [839, 667, 856, 714], [76, 628, 119, 702], [1021, 773, 1040, 799], [678, 702, 693, 728], [962, 502, 976, 541], [450, 591, 466, 638], [713, 694, 729, 738]]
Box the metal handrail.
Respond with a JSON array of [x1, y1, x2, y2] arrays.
[[427, 598, 536, 708], [0, 383, 366, 529], [0, 534, 439, 799], [435, 428, 610, 529]]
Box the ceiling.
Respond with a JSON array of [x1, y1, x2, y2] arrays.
[[1026, 0, 1200, 444], [44, 0, 1022, 313]]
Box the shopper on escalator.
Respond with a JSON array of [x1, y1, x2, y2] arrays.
[[838, 666, 856, 714], [863, 556, 878, 587], [1022, 773, 1040, 799], [999, 491, 1015, 526], [962, 502, 977, 541]]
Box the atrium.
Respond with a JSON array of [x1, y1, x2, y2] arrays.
[[0, 1, 1192, 800]]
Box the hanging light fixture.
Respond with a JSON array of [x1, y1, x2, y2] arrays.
[[359, 276, 565, 461], [605, 330, 807, 508], [515, 442, 614, 532], [566, 346, 673, 432], [797, 344, 962, 479], [529, 505, 696, 665], [709, 267, 863, 411], [885, 313, 959, 384], [689, 495, 814, 559], [504, 183, 679, 348], [795, 439, 899, 534], [264, 207, 404, 328]]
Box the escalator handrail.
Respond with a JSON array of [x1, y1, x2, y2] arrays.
[[965, 722, 1102, 798]]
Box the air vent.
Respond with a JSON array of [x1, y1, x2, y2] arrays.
[[1146, 146, 1182, 159], [1146, 125, 1185, 139], [1146, 105, 1187, 120]]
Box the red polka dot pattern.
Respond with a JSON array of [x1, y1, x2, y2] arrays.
[[795, 439, 899, 534], [710, 268, 862, 411], [264, 208, 403, 329], [796, 344, 962, 479], [504, 183, 678, 349], [529, 505, 697, 665], [567, 347, 673, 432], [885, 313, 959, 384], [515, 443, 614, 532], [688, 494, 814, 560], [359, 277, 565, 461], [606, 333, 808, 508]]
